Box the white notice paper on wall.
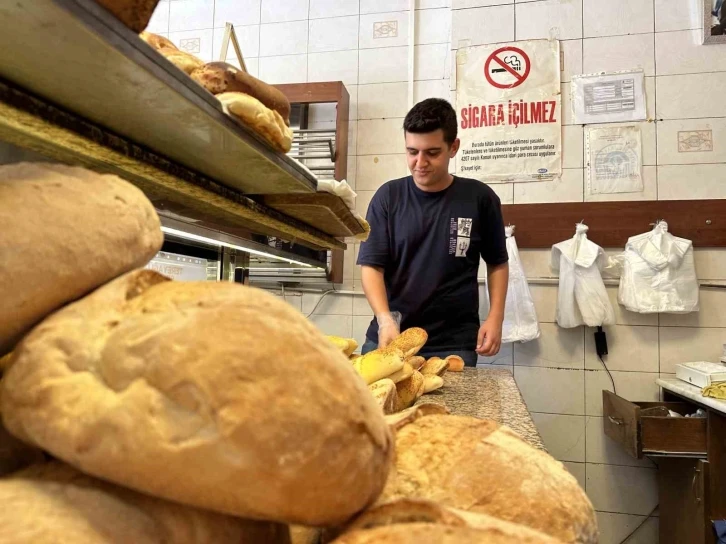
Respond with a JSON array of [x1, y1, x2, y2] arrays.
[[586, 125, 643, 195], [571, 71, 646, 124]]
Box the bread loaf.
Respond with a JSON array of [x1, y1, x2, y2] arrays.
[[352, 349, 404, 385], [95, 0, 160, 32], [191, 62, 291, 124], [394, 371, 425, 411], [419, 357, 448, 377], [407, 356, 425, 371], [388, 328, 427, 359], [422, 375, 443, 393], [368, 379, 397, 415], [0, 414, 45, 477], [444, 355, 464, 372], [217, 92, 293, 152], [0, 163, 162, 355], [1, 270, 393, 526], [387, 362, 413, 384], [0, 462, 290, 543], [383, 404, 448, 432], [326, 336, 358, 357], [157, 46, 204, 74], [380, 414, 597, 544], [140, 31, 177, 51]]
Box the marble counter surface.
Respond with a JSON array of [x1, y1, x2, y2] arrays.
[[415, 367, 545, 450], [657, 377, 726, 416]]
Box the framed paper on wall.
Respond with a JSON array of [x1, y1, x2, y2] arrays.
[[704, 0, 726, 44]]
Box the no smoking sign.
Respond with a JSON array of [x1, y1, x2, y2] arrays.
[[484, 46, 531, 89]]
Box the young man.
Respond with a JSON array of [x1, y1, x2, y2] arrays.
[[357, 98, 509, 366]]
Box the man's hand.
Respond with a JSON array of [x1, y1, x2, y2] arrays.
[[376, 312, 400, 349], [476, 318, 502, 356]]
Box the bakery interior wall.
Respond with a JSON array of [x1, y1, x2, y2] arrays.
[[0, 1, 721, 543]]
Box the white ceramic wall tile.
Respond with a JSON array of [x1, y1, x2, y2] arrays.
[[586, 464, 658, 516], [583, 33, 655, 76], [261, 0, 309, 23], [645, 76, 656, 119], [595, 512, 659, 544], [353, 294, 374, 316], [513, 168, 584, 204], [513, 323, 585, 369], [414, 79, 451, 103], [585, 416, 653, 468], [352, 315, 372, 349], [359, 11, 409, 49], [310, 314, 353, 337], [356, 154, 409, 190], [659, 326, 726, 373], [658, 164, 726, 200], [694, 249, 726, 281], [528, 284, 557, 323], [513, 367, 585, 415], [169, 0, 213, 32], [360, 0, 410, 14], [660, 288, 726, 328], [585, 371, 659, 416], [348, 119, 358, 156], [308, 16, 359, 52], [563, 462, 587, 491], [310, 0, 359, 19], [515, 0, 583, 41], [302, 292, 354, 316], [478, 342, 514, 365], [168, 29, 214, 61], [358, 83, 409, 119], [147, 1, 170, 34], [451, 5, 514, 47], [214, 0, 262, 27], [355, 189, 376, 218], [656, 29, 726, 76], [358, 118, 406, 155], [560, 39, 582, 84], [562, 125, 584, 169], [343, 243, 356, 280], [518, 248, 556, 279], [212, 24, 260, 60], [655, 0, 702, 31], [419, 0, 451, 8], [308, 50, 359, 85], [583, 0, 655, 38], [530, 413, 586, 462], [657, 72, 726, 120], [487, 182, 514, 204], [453, 0, 511, 7], [605, 286, 658, 327], [258, 54, 307, 84], [415, 44, 449, 80], [416, 8, 451, 45], [657, 118, 726, 165], [584, 325, 659, 373], [259, 21, 308, 56], [231, 56, 259, 76], [359, 46, 409, 84]]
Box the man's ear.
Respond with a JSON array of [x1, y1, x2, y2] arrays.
[[449, 138, 461, 157]]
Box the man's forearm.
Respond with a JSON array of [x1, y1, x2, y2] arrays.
[[487, 262, 509, 321], [361, 265, 390, 316]]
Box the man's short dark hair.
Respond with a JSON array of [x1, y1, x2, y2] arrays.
[[403, 98, 458, 145]]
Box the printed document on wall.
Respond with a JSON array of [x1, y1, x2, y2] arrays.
[[571, 71, 646, 124], [586, 125, 643, 195], [455, 39, 562, 183]]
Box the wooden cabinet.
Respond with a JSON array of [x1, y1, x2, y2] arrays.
[[658, 459, 710, 544]]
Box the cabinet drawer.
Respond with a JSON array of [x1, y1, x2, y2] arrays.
[[602, 391, 707, 458]]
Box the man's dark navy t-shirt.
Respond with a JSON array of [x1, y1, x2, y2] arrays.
[[357, 175, 508, 353]]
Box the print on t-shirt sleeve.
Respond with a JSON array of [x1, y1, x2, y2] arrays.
[[357, 187, 390, 268], [479, 191, 508, 266]]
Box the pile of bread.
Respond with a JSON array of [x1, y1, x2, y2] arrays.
[[325, 332, 465, 414], [0, 162, 598, 542]]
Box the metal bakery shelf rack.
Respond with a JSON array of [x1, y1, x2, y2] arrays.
[[0, 0, 365, 259]]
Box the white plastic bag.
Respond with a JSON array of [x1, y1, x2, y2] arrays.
[[552, 223, 615, 328], [615, 221, 699, 314], [491, 226, 540, 343]]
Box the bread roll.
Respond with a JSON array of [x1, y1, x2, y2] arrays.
[[0, 163, 162, 356], [157, 46, 204, 74], [217, 92, 293, 152], [444, 355, 464, 372], [191, 62, 291, 124], [140, 31, 177, 51], [368, 379, 397, 415], [419, 357, 448, 377], [406, 356, 425, 371], [326, 336, 358, 357], [1, 270, 393, 526], [394, 371, 425, 411], [0, 462, 290, 543], [380, 414, 597, 544], [352, 349, 404, 385], [387, 362, 413, 384], [95, 0, 160, 32], [422, 375, 443, 394], [388, 328, 427, 359]]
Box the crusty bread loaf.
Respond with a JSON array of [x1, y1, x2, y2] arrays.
[[0, 413, 45, 477], [1, 270, 393, 526], [140, 31, 177, 51], [331, 522, 561, 544], [407, 356, 425, 371], [368, 379, 397, 415], [326, 336, 358, 357], [388, 328, 427, 359], [422, 375, 443, 393], [380, 414, 597, 544], [383, 404, 448, 432], [387, 362, 413, 384], [95, 0, 160, 32], [157, 46, 204, 74], [290, 525, 321, 544], [217, 92, 293, 152], [352, 349, 404, 385], [419, 357, 448, 377], [394, 371, 425, 411], [0, 163, 162, 356], [0, 462, 290, 543], [191, 62, 291, 124]]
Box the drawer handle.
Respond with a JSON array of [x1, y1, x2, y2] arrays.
[[693, 467, 702, 503], [608, 416, 624, 426]]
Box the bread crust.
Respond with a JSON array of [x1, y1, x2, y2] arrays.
[[217, 92, 293, 152]]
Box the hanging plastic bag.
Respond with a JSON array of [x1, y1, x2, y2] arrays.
[[488, 226, 540, 343], [552, 223, 615, 328], [615, 221, 699, 314]]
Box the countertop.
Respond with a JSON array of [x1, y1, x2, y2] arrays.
[[415, 367, 546, 450], [657, 377, 726, 416]]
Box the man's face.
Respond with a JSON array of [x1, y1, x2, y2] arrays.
[[404, 129, 460, 188]]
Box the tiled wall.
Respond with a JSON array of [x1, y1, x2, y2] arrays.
[[149, 1, 726, 542]]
